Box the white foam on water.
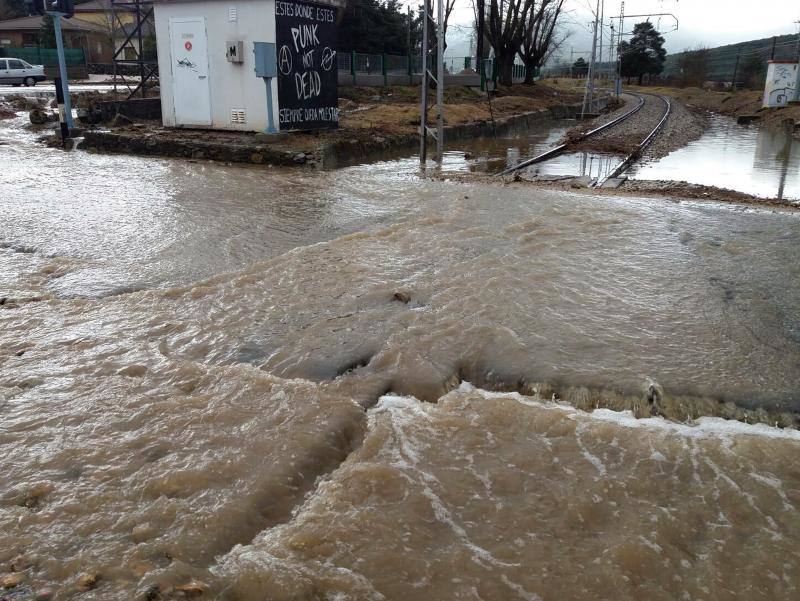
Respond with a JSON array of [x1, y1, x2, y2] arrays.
[[455, 384, 800, 442]]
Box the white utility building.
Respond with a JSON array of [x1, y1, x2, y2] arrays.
[[762, 60, 798, 108], [153, 0, 342, 132]]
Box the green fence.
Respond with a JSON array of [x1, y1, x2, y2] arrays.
[[338, 52, 538, 82], [0, 47, 86, 67]]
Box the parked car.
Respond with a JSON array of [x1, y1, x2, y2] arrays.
[[0, 58, 46, 87]]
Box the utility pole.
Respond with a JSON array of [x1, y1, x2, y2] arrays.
[[598, 0, 604, 83], [477, 0, 485, 88], [731, 49, 741, 92], [419, 0, 445, 163], [33, 0, 74, 134], [569, 47, 573, 78], [793, 20, 800, 101], [581, 0, 600, 118], [608, 19, 616, 83], [616, 0, 624, 96]]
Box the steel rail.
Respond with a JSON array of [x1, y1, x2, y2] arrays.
[[495, 92, 645, 177], [594, 94, 672, 187]]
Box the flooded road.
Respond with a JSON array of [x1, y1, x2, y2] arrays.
[[2, 111, 800, 600]]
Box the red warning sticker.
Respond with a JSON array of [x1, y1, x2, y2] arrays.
[[184, 41, 193, 51]]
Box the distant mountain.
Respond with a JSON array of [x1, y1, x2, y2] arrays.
[[664, 34, 798, 82]]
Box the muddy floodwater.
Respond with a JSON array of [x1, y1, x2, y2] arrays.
[[2, 113, 800, 600]]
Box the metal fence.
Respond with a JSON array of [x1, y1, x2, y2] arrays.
[[337, 51, 536, 81], [0, 47, 86, 67]]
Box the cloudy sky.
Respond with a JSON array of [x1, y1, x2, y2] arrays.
[[438, 0, 800, 60]]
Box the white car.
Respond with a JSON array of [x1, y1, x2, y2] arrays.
[[0, 58, 46, 87]]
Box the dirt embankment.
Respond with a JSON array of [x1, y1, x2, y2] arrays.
[[628, 85, 800, 134], [73, 83, 585, 166], [338, 83, 582, 135]]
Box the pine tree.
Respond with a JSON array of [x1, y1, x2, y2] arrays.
[[618, 22, 666, 85], [39, 13, 57, 48]]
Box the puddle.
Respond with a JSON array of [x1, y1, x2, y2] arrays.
[[630, 115, 800, 200]]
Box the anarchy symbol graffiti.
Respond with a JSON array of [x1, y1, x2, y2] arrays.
[[278, 45, 293, 75], [321, 47, 336, 71]]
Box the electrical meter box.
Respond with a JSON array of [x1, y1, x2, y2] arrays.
[[253, 42, 277, 78], [226, 40, 244, 63]]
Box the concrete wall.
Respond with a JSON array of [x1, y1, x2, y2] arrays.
[[154, 0, 278, 132], [763, 61, 798, 108]]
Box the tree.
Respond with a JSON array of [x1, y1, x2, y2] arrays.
[[618, 21, 666, 85], [740, 53, 766, 90], [486, 0, 536, 86], [39, 13, 56, 48], [0, 0, 28, 20], [676, 46, 710, 88], [518, 0, 568, 85], [572, 56, 588, 77], [339, 0, 422, 55]]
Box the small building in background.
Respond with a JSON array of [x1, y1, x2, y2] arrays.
[[763, 60, 798, 108], [0, 14, 112, 62], [152, 0, 342, 133]]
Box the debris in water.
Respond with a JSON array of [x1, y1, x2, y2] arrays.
[[174, 581, 207, 596], [75, 573, 99, 591], [1, 573, 23, 588]]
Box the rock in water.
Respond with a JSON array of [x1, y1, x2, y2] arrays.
[[174, 581, 207, 596], [1, 573, 24, 588], [75, 573, 99, 591]]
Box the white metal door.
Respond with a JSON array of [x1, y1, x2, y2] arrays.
[[169, 17, 211, 126]]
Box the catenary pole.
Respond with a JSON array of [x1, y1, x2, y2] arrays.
[[51, 12, 74, 130], [581, 0, 600, 118], [793, 20, 800, 101]]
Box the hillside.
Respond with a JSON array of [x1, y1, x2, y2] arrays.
[[664, 34, 798, 82]]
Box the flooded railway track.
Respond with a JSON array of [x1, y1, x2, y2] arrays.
[[497, 92, 671, 179]]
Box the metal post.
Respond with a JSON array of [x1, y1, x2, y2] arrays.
[[731, 49, 740, 92], [598, 0, 604, 83], [264, 78, 276, 133], [569, 47, 573, 79], [581, 0, 600, 118], [51, 12, 74, 130], [419, 0, 430, 163], [136, 0, 145, 97], [351, 50, 356, 85], [616, 1, 624, 97], [793, 21, 800, 101], [476, 0, 484, 86], [54, 76, 70, 147], [435, 0, 444, 162]]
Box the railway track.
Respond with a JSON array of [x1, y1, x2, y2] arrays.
[[496, 92, 672, 183]]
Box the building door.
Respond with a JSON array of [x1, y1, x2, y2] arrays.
[[168, 17, 211, 126]]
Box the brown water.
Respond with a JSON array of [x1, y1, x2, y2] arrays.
[[2, 112, 800, 600]]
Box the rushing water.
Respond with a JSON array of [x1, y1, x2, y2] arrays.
[[2, 110, 800, 600]]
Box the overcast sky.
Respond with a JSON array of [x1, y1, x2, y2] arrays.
[[436, 0, 800, 60]]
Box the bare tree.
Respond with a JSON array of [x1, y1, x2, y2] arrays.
[[486, 0, 536, 86], [518, 0, 568, 84], [676, 45, 710, 88]]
